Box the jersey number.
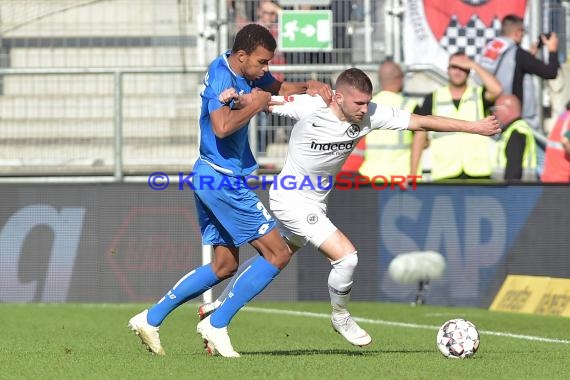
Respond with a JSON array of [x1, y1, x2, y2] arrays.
[[256, 202, 271, 234]]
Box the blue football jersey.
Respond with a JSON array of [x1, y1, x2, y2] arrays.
[[198, 51, 276, 176]]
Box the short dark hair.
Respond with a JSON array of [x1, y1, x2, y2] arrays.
[[336, 68, 373, 94], [501, 14, 524, 35], [232, 23, 276, 54]]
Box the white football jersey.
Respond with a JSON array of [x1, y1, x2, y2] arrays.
[[269, 94, 411, 205]]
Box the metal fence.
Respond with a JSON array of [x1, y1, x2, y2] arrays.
[[1, 0, 567, 178], [0, 0, 391, 178], [0, 67, 204, 178], [0, 63, 447, 178]]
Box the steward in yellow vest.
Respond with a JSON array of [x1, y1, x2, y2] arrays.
[[428, 85, 495, 179], [491, 94, 537, 181], [358, 60, 421, 181], [411, 52, 502, 181], [359, 90, 419, 178]]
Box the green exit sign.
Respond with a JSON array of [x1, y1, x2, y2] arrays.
[[278, 10, 333, 52]]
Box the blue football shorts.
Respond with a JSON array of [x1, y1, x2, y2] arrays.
[[192, 159, 276, 246]]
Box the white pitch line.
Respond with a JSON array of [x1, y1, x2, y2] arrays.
[[243, 306, 570, 345], [18, 303, 570, 344]]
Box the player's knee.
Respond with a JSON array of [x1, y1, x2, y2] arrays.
[[265, 245, 292, 270], [273, 255, 291, 270], [332, 251, 358, 272], [211, 261, 238, 279]]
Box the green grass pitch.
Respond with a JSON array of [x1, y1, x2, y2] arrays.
[[2, 302, 569, 379]]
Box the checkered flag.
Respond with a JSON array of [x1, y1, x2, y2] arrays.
[[440, 14, 501, 60]]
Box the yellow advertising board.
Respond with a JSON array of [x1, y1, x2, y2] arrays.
[[490, 275, 570, 317]]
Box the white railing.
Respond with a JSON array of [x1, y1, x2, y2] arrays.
[[0, 64, 449, 182]]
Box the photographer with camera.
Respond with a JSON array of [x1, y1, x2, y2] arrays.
[[478, 14, 559, 178]]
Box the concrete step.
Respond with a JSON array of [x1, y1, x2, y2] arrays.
[[0, 117, 199, 139], [0, 94, 199, 119], [0, 142, 198, 176], [9, 47, 198, 68], [2, 73, 202, 96], [4, 0, 194, 37]]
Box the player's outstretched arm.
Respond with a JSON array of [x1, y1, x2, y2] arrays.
[[264, 79, 333, 104], [408, 114, 501, 136]]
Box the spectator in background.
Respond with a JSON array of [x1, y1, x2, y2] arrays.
[[257, 0, 285, 81], [358, 60, 421, 181], [541, 101, 570, 182], [255, 0, 285, 154], [230, 0, 258, 27], [478, 14, 559, 178], [479, 14, 559, 133], [491, 94, 537, 181], [411, 52, 502, 181]]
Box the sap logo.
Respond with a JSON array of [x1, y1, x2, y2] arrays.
[[380, 195, 507, 302], [0, 204, 85, 302], [310, 140, 354, 151]]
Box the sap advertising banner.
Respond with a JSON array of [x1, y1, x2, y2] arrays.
[[377, 186, 543, 307], [1, 183, 569, 305]]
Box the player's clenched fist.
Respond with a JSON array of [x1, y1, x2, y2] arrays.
[[249, 88, 272, 111], [474, 115, 501, 136], [218, 88, 239, 104]]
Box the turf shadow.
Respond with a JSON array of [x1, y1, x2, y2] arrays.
[[242, 348, 383, 356]]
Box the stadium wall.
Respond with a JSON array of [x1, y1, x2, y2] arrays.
[[0, 183, 569, 307]]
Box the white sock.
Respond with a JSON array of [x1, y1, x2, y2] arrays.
[[328, 252, 358, 318]]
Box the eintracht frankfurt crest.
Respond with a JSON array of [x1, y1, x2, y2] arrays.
[[346, 124, 360, 138]]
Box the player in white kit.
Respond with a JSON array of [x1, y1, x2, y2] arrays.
[[198, 68, 500, 348]]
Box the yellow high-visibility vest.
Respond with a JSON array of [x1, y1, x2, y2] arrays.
[[359, 91, 419, 178], [493, 119, 537, 181], [430, 85, 495, 180]]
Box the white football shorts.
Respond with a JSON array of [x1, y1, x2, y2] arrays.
[[269, 198, 337, 249]]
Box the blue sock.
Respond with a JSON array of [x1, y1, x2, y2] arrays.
[[210, 256, 280, 328], [217, 255, 258, 303], [147, 264, 220, 326]]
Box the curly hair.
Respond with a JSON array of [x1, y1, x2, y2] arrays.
[[232, 23, 276, 54]]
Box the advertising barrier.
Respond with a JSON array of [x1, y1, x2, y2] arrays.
[[490, 275, 570, 317], [1, 183, 569, 307]]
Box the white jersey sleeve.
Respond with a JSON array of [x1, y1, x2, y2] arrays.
[[271, 94, 328, 121], [368, 102, 411, 130]]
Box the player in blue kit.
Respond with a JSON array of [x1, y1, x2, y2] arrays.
[[127, 23, 331, 358]]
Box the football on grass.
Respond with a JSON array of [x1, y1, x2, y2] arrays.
[[436, 318, 480, 358]]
